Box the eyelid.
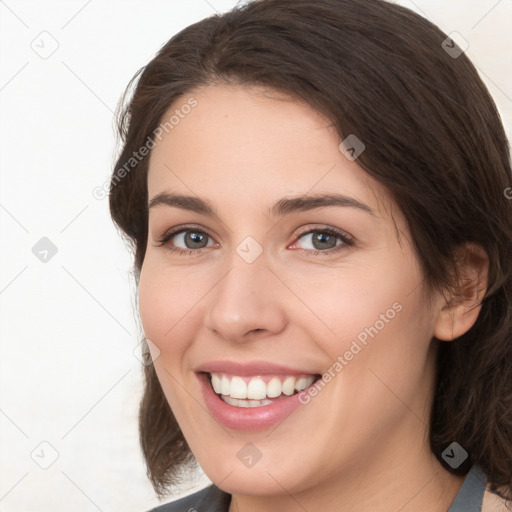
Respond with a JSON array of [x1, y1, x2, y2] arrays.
[[294, 224, 353, 240], [154, 224, 217, 248]]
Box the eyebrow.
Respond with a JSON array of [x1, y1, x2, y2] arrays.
[[148, 192, 375, 217]]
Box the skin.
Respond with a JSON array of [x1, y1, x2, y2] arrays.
[[139, 84, 487, 512]]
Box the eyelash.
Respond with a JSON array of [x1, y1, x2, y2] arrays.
[[155, 224, 354, 257]]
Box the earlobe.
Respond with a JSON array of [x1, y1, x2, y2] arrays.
[[433, 243, 489, 342]]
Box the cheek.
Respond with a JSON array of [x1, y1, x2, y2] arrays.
[[138, 262, 168, 344], [138, 260, 200, 415], [138, 259, 190, 355], [296, 254, 431, 379], [321, 270, 434, 422], [138, 255, 218, 361], [288, 262, 408, 341]]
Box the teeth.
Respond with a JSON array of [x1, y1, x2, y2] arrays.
[[220, 375, 230, 395], [210, 373, 315, 401], [282, 376, 296, 396], [230, 376, 247, 399], [222, 395, 274, 408], [211, 374, 222, 394], [247, 378, 267, 400], [266, 377, 282, 398], [295, 377, 310, 391]]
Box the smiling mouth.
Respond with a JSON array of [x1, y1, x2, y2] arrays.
[[206, 372, 320, 408]]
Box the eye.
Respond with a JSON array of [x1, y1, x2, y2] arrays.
[[156, 226, 217, 254], [155, 225, 353, 256], [291, 226, 353, 255]]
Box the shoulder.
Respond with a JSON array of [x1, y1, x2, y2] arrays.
[[147, 484, 231, 512], [482, 487, 512, 512]]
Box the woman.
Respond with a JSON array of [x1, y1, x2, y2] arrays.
[[109, 0, 512, 510]]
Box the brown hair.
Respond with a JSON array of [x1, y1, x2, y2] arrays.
[[109, 0, 512, 499]]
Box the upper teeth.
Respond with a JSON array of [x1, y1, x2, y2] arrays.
[[210, 373, 315, 400]]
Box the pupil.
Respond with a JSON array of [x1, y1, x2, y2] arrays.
[[186, 231, 207, 248], [313, 232, 336, 250]]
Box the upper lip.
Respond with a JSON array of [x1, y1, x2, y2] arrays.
[[195, 360, 319, 377]]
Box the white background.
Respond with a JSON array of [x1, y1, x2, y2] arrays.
[[0, 1, 511, 511]]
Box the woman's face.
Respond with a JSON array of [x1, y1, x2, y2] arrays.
[[139, 84, 443, 497]]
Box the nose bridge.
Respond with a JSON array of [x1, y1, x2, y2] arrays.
[[204, 247, 286, 341]]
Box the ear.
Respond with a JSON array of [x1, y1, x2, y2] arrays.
[[434, 243, 489, 341]]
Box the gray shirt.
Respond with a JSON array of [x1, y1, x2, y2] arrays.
[[150, 465, 487, 512]]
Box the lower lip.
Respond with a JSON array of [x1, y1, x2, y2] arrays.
[[198, 373, 312, 431]]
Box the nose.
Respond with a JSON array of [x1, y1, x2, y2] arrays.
[[203, 253, 287, 343]]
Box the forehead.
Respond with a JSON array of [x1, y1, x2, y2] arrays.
[[147, 84, 392, 216]]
